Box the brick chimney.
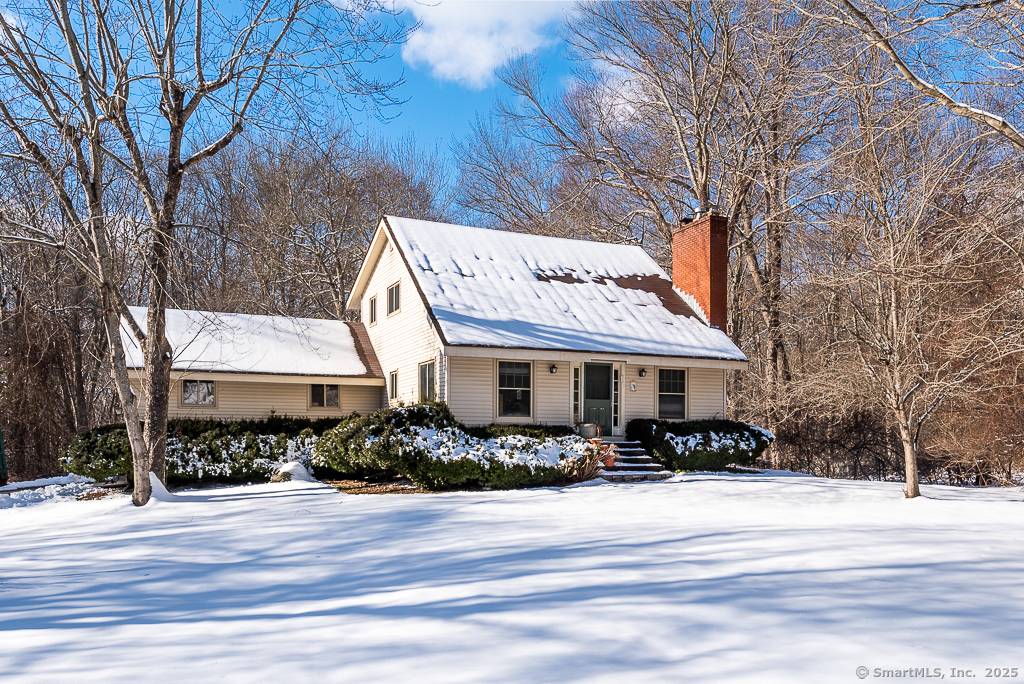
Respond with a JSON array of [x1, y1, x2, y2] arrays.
[[671, 211, 728, 330]]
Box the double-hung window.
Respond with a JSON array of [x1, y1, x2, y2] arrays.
[[497, 361, 531, 418], [387, 282, 401, 315], [389, 370, 399, 401], [419, 361, 436, 402], [658, 369, 686, 420], [367, 296, 377, 325], [182, 379, 216, 406], [310, 384, 340, 408]]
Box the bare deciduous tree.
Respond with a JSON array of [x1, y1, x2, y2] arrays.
[[178, 129, 451, 318], [0, 0, 406, 504], [799, 75, 1022, 496], [822, 0, 1024, 150]]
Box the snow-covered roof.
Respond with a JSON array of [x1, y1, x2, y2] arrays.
[[121, 307, 380, 377], [384, 216, 746, 362]]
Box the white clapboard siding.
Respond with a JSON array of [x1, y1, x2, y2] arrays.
[[622, 365, 726, 422], [446, 357, 572, 426], [623, 364, 656, 423], [446, 356, 494, 425], [534, 360, 571, 425], [448, 359, 727, 426], [360, 235, 443, 406], [687, 367, 726, 419], [133, 379, 382, 420]]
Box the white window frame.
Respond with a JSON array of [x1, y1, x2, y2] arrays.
[[386, 281, 401, 316], [571, 364, 581, 424], [181, 379, 216, 407], [368, 295, 377, 326], [495, 360, 533, 420], [309, 383, 340, 409], [388, 370, 399, 401], [613, 366, 621, 428], [418, 361, 436, 402], [656, 368, 687, 420]]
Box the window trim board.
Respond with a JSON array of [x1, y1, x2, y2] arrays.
[[367, 295, 377, 326], [309, 383, 341, 410], [386, 281, 401, 316], [180, 379, 217, 407], [494, 359, 533, 421], [418, 360, 436, 402], [388, 370, 399, 401], [655, 367, 688, 420]]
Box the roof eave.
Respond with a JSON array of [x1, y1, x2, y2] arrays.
[[442, 343, 748, 369], [380, 216, 451, 347], [344, 220, 389, 311], [127, 367, 386, 385]]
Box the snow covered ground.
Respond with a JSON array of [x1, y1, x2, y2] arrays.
[[0, 475, 97, 509], [2, 473, 1022, 683]]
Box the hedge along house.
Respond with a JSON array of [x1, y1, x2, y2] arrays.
[[345, 214, 746, 436], [121, 308, 384, 419]]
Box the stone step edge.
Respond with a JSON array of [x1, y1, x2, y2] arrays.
[[600, 473, 674, 482], [615, 460, 657, 465]]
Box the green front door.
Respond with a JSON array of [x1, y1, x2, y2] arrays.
[[583, 362, 613, 436]]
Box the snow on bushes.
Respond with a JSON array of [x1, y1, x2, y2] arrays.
[[65, 417, 338, 483], [665, 430, 765, 460], [411, 427, 588, 469], [314, 403, 595, 490], [626, 418, 775, 472], [163, 431, 320, 480], [65, 407, 594, 490]]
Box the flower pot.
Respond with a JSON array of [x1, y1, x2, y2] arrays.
[[579, 423, 600, 439]]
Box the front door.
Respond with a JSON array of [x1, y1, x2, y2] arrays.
[[583, 362, 613, 436]]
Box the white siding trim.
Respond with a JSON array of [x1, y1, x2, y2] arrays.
[[444, 344, 746, 370]]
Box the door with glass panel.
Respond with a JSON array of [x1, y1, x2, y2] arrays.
[[583, 362, 613, 435]]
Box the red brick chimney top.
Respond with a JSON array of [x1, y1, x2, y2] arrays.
[[670, 213, 728, 330]]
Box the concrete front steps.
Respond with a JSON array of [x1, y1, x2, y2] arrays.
[[597, 439, 673, 483]]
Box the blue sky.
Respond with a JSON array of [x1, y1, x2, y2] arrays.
[[352, 1, 577, 156]]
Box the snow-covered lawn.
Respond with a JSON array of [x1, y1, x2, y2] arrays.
[[0, 475, 97, 509], [2, 473, 1022, 683]]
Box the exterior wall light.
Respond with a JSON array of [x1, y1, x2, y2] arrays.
[[638, 368, 647, 378], [549, 364, 558, 374]]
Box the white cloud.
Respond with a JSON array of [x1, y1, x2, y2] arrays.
[[397, 0, 572, 89]]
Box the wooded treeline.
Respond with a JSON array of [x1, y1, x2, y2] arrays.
[[2, 0, 1022, 496]]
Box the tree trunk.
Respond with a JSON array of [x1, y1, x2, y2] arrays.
[[896, 417, 921, 498], [68, 271, 90, 432], [99, 295, 148, 504], [141, 157, 185, 486], [142, 216, 175, 486]]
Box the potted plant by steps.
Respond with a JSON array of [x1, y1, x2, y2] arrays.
[[601, 449, 617, 469], [578, 422, 601, 439], [589, 441, 617, 469]]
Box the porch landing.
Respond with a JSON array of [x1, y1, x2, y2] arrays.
[[597, 439, 674, 483]]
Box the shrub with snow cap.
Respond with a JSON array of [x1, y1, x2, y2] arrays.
[[65, 417, 342, 484], [626, 418, 774, 472], [314, 402, 593, 490]]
